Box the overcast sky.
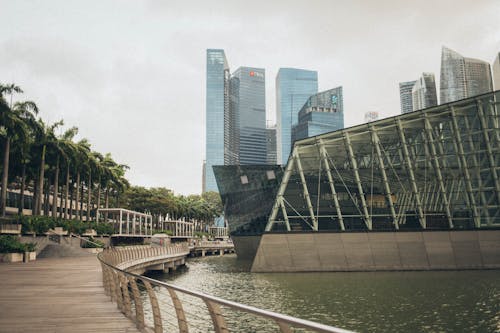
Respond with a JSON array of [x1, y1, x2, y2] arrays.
[[1, 0, 499, 195]]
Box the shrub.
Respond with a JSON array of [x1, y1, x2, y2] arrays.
[[0, 235, 27, 253], [81, 237, 105, 248]]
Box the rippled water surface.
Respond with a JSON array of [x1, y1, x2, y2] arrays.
[[145, 254, 500, 332]]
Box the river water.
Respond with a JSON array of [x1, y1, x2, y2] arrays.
[[146, 254, 500, 332]]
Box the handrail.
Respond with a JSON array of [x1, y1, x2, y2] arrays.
[[69, 233, 105, 248], [98, 247, 354, 333]]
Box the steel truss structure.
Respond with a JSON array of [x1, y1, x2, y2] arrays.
[[266, 91, 500, 232]]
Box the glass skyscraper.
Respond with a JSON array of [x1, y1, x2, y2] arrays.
[[266, 125, 277, 164], [493, 52, 500, 91], [412, 73, 437, 111], [205, 49, 230, 192], [399, 80, 416, 114], [440, 46, 493, 104], [291, 87, 344, 142], [276, 68, 318, 165], [230, 67, 267, 164]]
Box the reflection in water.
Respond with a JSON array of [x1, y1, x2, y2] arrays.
[[144, 255, 500, 332]]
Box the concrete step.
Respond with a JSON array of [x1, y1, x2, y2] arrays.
[[38, 244, 93, 258]]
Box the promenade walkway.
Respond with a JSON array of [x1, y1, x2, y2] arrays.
[[0, 255, 139, 333]]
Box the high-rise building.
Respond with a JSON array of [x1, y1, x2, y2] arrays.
[[440, 46, 493, 104], [276, 68, 318, 165], [364, 111, 379, 122], [266, 124, 277, 164], [205, 49, 230, 192], [230, 67, 267, 164], [399, 80, 416, 114], [412, 73, 438, 111], [493, 52, 500, 90], [291, 87, 344, 142]]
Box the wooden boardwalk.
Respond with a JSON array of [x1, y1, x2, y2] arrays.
[[0, 255, 140, 333]]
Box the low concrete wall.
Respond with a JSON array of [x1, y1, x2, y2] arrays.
[[251, 230, 500, 272]]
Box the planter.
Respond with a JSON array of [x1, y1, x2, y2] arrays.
[[1, 252, 24, 263], [24, 251, 36, 262], [82, 248, 103, 254], [0, 224, 22, 235]]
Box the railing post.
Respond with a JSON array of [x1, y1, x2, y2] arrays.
[[276, 321, 292, 333], [143, 280, 163, 333], [204, 299, 229, 333], [167, 287, 189, 333], [119, 274, 132, 318], [128, 276, 145, 330]]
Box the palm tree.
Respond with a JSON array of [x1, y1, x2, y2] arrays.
[[0, 83, 38, 216]]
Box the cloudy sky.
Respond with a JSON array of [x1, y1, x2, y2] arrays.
[[1, 0, 499, 194]]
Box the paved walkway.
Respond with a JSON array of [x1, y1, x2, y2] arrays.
[[0, 255, 140, 333]]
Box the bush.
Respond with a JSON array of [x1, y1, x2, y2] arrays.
[[81, 237, 105, 248], [0, 235, 27, 253], [90, 222, 114, 236], [17, 216, 114, 236]]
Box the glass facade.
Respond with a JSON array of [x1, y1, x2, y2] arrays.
[[399, 80, 416, 114], [266, 126, 277, 164], [231, 67, 267, 164], [291, 87, 344, 142], [266, 91, 500, 232], [494, 53, 500, 91], [412, 73, 437, 111], [213, 165, 284, 236], [205, 49, 229, 192], [440, 46, 493, 104], [276, 68, 318, 165]]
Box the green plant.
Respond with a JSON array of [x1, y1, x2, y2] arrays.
[[90, 222, 114, 235], [0, 235, 26, 253], [24, 242, 37, 252], [81, 237, 105, 248]]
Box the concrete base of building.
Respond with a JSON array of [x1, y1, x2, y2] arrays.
[[251, 230, 500, 272], [231, 235, 263, 261]]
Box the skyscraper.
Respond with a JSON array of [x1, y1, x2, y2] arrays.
[[276, 68, 318, 165], [399, 80, 416, 114], [440, 46, 493, 104], [205, 49, 230, 193], [291, 87, 344, 142], [493, 52, 500, 90], [412, 73, 437, 111], [266, 124, 277, 164], [230, 67, 267, 164]]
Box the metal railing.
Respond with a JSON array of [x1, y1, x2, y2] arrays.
[[98, 247, 354, 333]]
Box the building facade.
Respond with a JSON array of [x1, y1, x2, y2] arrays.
[[205, 49, 230, 192], [230, 67, 267, 164], [399, 80, 416, 114], [266, 125, 277, 164], [493, 52, 500, 90], [364, 111, 379, 122], [412, 73, 438, 111], [440, 46, 493, 104], [276, 68, 318, 165], [291, 87, 344, 143]]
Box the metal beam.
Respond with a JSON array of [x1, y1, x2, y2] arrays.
[[318, 139, 345, 231], [265, 154, 295, 232], [396, 118, 426, 228], [423, 114, 453, 228], [371, 127, 398, 229], [450, 107, 481, 227], [294, 149, 318, 230], [344, 132, 372, 230]]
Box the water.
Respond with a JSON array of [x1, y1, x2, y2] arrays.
[[146, 254, 500, 332]]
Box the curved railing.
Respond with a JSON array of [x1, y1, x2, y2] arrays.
[[98, 247, 354, 333]]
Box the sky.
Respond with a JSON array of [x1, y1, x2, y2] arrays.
[[1, 0, 499, 195]]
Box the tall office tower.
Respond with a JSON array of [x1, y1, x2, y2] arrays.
[[412, 73, 438, 111], [440, 46, 493, 104], [493, 52, 500, 90], [266, 124, 277, 164], [231, 67, 267, 164], [276, 68, 318, 164], [205, 49, 230, 193], [399, 80, 416, 114], [291, 87, 344, 142], [364, 111, 379, 122]]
